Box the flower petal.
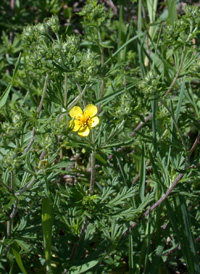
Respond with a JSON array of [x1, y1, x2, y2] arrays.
[[90, 116, 99, 128], [69, 120, 80, 131], [69, 106, 83, 118], [84, 104, 98, 117], [78, 126, 90, 137]]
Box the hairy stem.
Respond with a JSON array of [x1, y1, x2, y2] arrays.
[[37, 74, 49, 114], [121, 173, 184, 239], [67, 84, 89, 110], [15, 176, 36, 196], [76, 82, 86, 108], [23, 127, 35, 154], [121, 132, 199, 239]]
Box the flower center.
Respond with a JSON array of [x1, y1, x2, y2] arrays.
[[78, 114, 91, 127]]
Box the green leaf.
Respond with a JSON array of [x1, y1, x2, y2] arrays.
[[99, 41, 114, 48], [0, 84, 13, 108], [175, 79, 185, 122], [139, 145, 145, 201], [11, 242, 28, 274], [179, 196, 200, 273], [0, 53, 21, 108], [42, 197, 54, 273], [95, 153, 107, 165], [167, 0, 177, 25], [129, 231, 134, 274], [69, 260, 99, 274], [95, 84, 137, 106], [104, 33, 143, 65]]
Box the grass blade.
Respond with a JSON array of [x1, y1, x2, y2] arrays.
[[129, 231, 134, 274], [11, 242, 28, 274], [42, 197, 54, 273], [139, 145, 146, 201]]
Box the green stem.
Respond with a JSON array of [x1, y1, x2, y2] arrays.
[[64, 73, 68, 108], [164, 46, 185, 97], [5, 172, 18, 255], [89, 150, 96, 195], [70, 135, 96, 261], [98, 29, 105, 112], [37, 74, 49, 114], [67, 84, 89, 110], [76, 82, 86, 108], [98, 29, 104, 66]]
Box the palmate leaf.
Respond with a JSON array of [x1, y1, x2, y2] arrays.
[[107, 187, 137, 207], [46, 85, 63, 105], [101, 219, 124, 241]]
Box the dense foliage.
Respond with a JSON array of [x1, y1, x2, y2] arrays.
[[0, 0, 200, 273]]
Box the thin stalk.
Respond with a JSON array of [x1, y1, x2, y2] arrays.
[[98, 79, 105, 113], [97, 29, 105, 112], [37, 74, 49, 114], [89, 150, 96, 195], [23, 127, 36, 154], [121, 173, 184, 239], [15, 176, 36, 196], [132, 159, 151, 185], [70, 135, 96, 260], [98, 30, 104, 66], [189, 133, 200, 154], [164, 46, 185, 97], [76, 82, 86, 108], [131, 113, 153, 137], [4, 172, 18, 255], [7, 172, 14, 238], [0, 180, 13, 192], [144, 173, 184, 218], [121, 131, 200, 239], [10, 0, 15, 44], [67, 84, 89, 110], [64, 73, 68, 108]]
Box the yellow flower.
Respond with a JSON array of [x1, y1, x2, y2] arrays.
[[69, 104, 100, 137]]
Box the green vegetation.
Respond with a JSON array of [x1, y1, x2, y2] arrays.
[[0, 0, 200, 273]]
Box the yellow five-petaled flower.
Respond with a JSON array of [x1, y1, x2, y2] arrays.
[[69, 104, 100, 137]]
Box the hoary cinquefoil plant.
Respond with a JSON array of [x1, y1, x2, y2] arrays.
[[0, 1, 200, 273]]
